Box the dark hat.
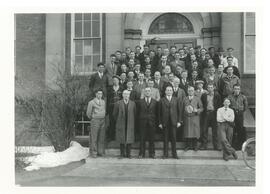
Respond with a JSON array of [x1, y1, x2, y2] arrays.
[[195, 80, 204, 85], [97, 62, 105, 67], [112, 75, 121, 81]]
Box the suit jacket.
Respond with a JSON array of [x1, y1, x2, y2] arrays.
[[172, 87, 186, 103], [137, 98, 159, 126], [159, 96, 182, 126], [133, 81, 147, 100], [89, 72, 109, 97], [153, 79, 165, 94], [105, 62, 119, 85], [179, 78, 189, 95], [201, 91, 222, 114]]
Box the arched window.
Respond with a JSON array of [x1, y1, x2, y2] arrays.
[[148, 13, 194, 34]]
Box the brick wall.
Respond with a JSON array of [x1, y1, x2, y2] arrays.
[[15, 14, 46, 97]]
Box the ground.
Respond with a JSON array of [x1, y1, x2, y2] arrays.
[[15, 156, 255, 186]]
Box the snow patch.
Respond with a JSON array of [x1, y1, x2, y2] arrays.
[[24, 141, 89, 171]]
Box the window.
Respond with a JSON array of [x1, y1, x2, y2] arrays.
[[148, 13, 194, 34], [71, 13, 102, 75], [243, 12, 255, 74]]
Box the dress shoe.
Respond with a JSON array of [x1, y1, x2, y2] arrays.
[[232, 152, 238, 160], [172, 155, 179, 159], [223, 155, 229, 161], [150, 155, 156, 159]]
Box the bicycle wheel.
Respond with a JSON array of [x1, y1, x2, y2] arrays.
[[242, 137, 255, 170]]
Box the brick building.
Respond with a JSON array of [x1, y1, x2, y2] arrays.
[[15, 13, 255, 145]]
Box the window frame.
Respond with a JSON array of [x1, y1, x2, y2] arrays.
[[70, 13, 103, 76]]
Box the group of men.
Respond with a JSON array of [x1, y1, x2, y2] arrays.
[[86, 44, 248, 161]]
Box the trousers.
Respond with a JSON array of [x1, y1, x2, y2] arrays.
[[89, 118, 106, 156], [201, 111, 221, 149], [218, 122, 236, 157], [233, 111, 246, 150]]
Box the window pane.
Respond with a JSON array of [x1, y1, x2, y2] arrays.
[[75, 56, 83, 73], [92, 21, 100, 37], [93, 55, 101, 71], [75, 13, 82, 21], [84, 21, 91, 37], [93, 39, 101, 55], [75, 40, 83, 55], [92, 13, 100, 21], [149, 13, 194, 34], [84, 40, 92, 56], [75, 21, 82, 37], [84, 56, 92, 72], [84, 13, 91, 21]]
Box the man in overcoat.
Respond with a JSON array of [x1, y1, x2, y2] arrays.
[[113, 90, 137, 158], [183, 86, 204, 151], [137, 87, 159, 158], [159, 85, 182, 159]]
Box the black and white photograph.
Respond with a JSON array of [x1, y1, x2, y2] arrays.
[[13, 11, 258, 187]]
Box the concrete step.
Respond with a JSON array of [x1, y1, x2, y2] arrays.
[[74, 138, 216, 149], [85, 156, 249, 166], [94, 149, 247, 160]]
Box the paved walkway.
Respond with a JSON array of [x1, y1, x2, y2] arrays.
[[17, 156, 255, 186]]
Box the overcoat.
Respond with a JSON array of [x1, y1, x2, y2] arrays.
[[183, 96, 203, 138], [113, 100, 136, 144]]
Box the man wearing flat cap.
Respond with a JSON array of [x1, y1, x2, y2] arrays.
[[194, 80, 207, 99]]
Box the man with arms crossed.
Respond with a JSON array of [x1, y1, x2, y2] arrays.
[[217, 98, 238, 161]]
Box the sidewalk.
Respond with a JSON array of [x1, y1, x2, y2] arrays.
[[17, 155, 255, 186]]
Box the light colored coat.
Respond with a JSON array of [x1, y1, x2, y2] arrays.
[[183, 96, 203, 138]]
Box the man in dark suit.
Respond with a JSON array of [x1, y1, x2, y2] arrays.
[[208, 47, 221, 68], [179, 70, 189, 95], [137, 87, 159, 158], [135, 45, 144, 65], [105, 54, 119, 86], [153, 71, 165, 97], [200, 83, 222, 150], [159, 85, 182, 159], [89, 62, 109, 99], [156, 55, 170, 74]]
